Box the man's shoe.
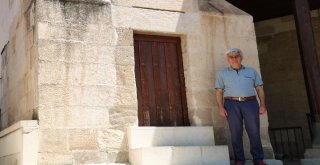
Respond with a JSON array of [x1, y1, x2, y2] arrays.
[[254, 161, 268, 165], [235, 161, 244, 165]]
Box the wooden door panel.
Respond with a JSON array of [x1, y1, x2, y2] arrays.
[[165, 42, 182, 126], [157, 43, 170, 125], [151, 41, 160, 125], [134, 34, 189, 126], [143, 41, 157, 125]]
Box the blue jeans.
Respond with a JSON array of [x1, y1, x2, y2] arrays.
[[224, 99, 264, 163]]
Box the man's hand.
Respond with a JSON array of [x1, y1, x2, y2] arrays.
[[216, 89, 228, 117], [259, 105, 267, 115], [256, 86, 267, 115], [218, 107, 228, 117]]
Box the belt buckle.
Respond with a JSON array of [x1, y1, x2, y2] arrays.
[[238, 97, 241, 101]]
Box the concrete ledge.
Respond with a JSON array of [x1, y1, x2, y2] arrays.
[[304, 148, 320, 158], [55, 0, 110, 5], [84, 164, 131, 165], [0, 120, 39, 165], [230, 159, 283, 165], [128, 126, 215, 149], [0, 120, 38, 137], [301, 158, 320, 165], [130, 146, 229, 165]]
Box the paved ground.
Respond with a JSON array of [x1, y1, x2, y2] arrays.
[[283, 160, 301, 165]]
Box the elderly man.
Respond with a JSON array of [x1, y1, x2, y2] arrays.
[[215, 48, 267, 165]]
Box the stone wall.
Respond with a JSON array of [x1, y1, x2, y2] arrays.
[[113, 0, 273, 161], [0, 0, 37, 130], [1, 0, 274, 163], [36, 0, 137, 164], [255, 10, 320, 147]]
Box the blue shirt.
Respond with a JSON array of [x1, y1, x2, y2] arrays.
[[215, 65, 263, 97]]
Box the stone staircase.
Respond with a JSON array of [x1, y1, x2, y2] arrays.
[[127, 126, 230, 165], [300, 123, 320, 165], [230, 160, 283, 165]]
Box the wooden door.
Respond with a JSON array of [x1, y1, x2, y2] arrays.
[[134, 34, 190, 126]]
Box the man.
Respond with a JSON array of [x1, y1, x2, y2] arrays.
[[215, 48, 267, 165]]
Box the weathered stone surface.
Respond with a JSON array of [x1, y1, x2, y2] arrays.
[[187, 89, 215, 109], [101, 129, 128, 151], [112, 5, 184, 32], [109, 107, 138, 130], [223, 15, 255, 37], [111, 0, 194, 12], [38, 22, 116, 44], [37, 0, 111, 25], [38, 129, 68, 152], [38, 153, 73, 165], [115, 65, 136, 86], [98, 129, 130, 157], [188, 108, 213, 126], [39, 84, 118, 107], [206, 0, 248, 15], [115, 28, 133, 46], [39, 62, 117, 86], [114, 86, 137, 106], [73, 151, 109, 164], [114, 46, 135, 65], [39, 106, 109, 129], [69, 129, 99, 150], [106, 151, 129, 163], [39, 85, 64, 107], [38, 40, 116, 64]]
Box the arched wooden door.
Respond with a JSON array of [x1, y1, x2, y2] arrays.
[[134, 34, 190, 126]]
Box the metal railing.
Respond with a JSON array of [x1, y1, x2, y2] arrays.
[[268, 126, 305, 160]]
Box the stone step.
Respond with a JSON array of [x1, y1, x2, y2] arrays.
[[300, 158, 320, 165], [86, 164, 130, 165], [304, 148, 320, 158], [129, 146, 229, 165], [127, 126, 215, 149], [230, 159, 283, 165], [312, 144, 320, 148], [282, 160, 300, 165]]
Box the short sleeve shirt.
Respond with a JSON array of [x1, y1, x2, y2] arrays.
[[215, 66, 263, 97]]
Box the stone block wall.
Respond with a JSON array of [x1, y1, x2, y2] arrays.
[[255, 10, 320, 147], [0, 0, 37, 130], [36, 0, 137, 164], [113, 0, 273, 161], [1, 0, 275, 163]]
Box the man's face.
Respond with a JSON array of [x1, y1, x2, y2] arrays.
[[227, 52, 242, 69]]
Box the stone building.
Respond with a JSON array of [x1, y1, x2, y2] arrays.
[[0, 0, 319, 164]]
